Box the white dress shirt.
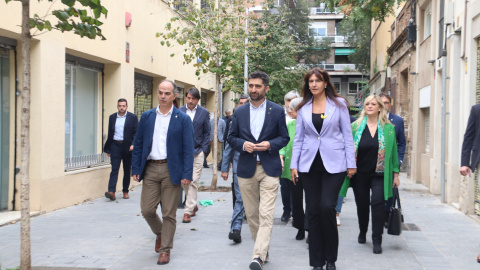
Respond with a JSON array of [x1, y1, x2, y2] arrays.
[[250, 99, 267, 161], [186, 104, 197, 122], [113, 112, 127, 141], [148, 105, 173, 160]]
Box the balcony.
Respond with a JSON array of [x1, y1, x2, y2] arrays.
[[303, 64, 356, 72], [313, 35, 346, 43], [310, 7, 338, 15], [65, 153, 110, 171]]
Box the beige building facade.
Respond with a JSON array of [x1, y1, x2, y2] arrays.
[[0, 0, 218, 212]]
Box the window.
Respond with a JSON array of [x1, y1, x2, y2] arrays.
[[309, 22, 327, 37], [65, 63, 100, 159], [134, 73, 153, 120], [348, 82, 359, 94], [424, 108, 430, 153], [423, 2, 432, 39], [176, 86, 185, 108]]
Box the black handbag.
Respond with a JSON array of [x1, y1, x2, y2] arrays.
[[387, 187, 404, 236]]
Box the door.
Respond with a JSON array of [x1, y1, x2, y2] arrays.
[[0, 48, 10, 211]]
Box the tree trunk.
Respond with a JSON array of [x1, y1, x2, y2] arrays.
[[20, 0, 32, 269], [210, 73, 220, 189]]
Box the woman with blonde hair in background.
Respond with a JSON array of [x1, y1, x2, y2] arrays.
[[340, 94, 400, 255]]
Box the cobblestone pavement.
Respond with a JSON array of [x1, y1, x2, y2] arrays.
[[0, 171, 479, 270]]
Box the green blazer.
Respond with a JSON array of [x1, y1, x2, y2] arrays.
[[279, 120, 296, 180], [339, 121, 400, 200]]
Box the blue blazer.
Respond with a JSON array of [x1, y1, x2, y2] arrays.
[[227, 100, 289, 178], [104, 111, 138, 154], [388, 112, 406, 165], [131, 107, 195, 184], [179, 105, 210, 155]]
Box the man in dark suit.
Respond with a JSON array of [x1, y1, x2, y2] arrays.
[[380, 93, 406, 225], [460, 104, 480, 263], [228, 71, 289, 270], [179, 87, 210, 223], [103, 98, 138, 200], [132, 80, 194, 265]]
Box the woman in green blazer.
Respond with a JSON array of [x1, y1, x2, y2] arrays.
[[279, 97, 306, 241], [339, 95, 400, 255]]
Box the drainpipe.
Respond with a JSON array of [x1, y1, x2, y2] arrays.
[[441, 21, 451, 203]]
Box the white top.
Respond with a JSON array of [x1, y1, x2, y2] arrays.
[[285, 108, 294, 123], [250, 99, 267, 161], [148, 105, 173, 160], [185, 104, 197, 122], [113, 112, 127, 141]]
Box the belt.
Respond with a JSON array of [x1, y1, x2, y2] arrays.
[[149, 159, 168, 164], [256, 161, 261, 165], [114, 140, 124, 143]]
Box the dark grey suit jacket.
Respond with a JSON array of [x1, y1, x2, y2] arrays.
[[180, 105, 210, 155], [461, 104, 480, 172]]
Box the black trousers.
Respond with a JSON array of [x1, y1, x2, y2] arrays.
[[108, 141, 132, 193], [300, 155, 346, 267], [350, 172, 385, 243], [289, 177, 305, 230]]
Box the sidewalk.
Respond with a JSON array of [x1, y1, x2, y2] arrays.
[[0, 171, 479, 270]]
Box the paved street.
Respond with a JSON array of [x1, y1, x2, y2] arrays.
[[0, 170, 479, 270]]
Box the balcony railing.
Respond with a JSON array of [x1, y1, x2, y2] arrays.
[[304, 64, 356, 71], [310, 7, 338, 15], [65, 153, 110, 171], [314, 36, 346, 43]]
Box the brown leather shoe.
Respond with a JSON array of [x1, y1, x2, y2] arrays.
[[123, 192, 130, 199], [182, 213, 191, 223], [191, 205, 198, 217], [155, 237, 161, 253], [157, 253, 170, 265], [105, 192, 116, 201]]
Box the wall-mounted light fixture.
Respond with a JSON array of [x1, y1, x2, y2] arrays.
[[427, 60, 435, 64]]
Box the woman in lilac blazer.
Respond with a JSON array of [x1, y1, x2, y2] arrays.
[[290, 68, 356, 270]]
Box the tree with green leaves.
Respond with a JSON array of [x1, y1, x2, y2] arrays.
[[338, 10, 371, 75], [157, 0, 252, 189], [3, 1, 107, 269], [323, 0, 403, 22]]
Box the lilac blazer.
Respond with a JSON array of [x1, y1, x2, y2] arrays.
[[290, 97, 356, 174]]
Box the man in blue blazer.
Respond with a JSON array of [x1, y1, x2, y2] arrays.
[[131, 80, 194, 265], [228, 71, 289, 270], [103, 98, 138, 200], [380, 93, 406, 222], [179, 87, 210, 223]]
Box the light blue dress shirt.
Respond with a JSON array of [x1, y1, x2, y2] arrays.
[[250, 99, 266, 161], [113, 113, 127, 141]]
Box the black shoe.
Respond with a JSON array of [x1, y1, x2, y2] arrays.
[[296, 229, 305, 240], [281, 211, 291, 222], [358, 233, 366, 244], [249, 257, 264, 270], [373, 243, 382, 254], [228, 229, 242, 243], [326, 262, 336, 270]]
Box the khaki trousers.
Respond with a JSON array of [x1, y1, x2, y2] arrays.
[[141, 162, 181, 254], [238, 164, 279, 261], [183, 152, 204, 214]]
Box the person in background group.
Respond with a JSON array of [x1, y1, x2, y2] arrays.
[[279, 90, 299, 222], [290, 68, 356, 270], [210, 111, 226, 169], [218, 109, 232, 170], [131, 80, 194, 265], [279, 97, 306, 240], [103, 98, 138, 201], [221, 94, 250, 244], [228, 71, 289, 270], [379, 93, 406, 226], [179, 87, 210, 223], [335, 113, 357, 226], [459, 103, 480, 263], [340, 95, 400, 255]]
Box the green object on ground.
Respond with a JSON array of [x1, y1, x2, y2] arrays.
[[199, 199, 214, 206]]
